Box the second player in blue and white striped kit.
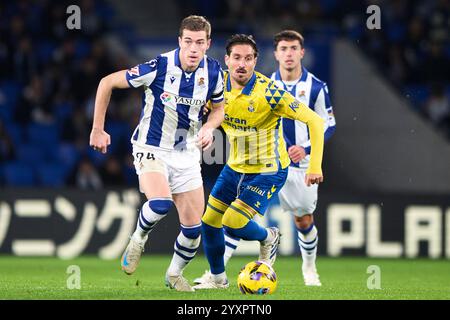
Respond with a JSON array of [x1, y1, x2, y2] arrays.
[[90, 16, 224, 292], [269, 31, 335, 286]]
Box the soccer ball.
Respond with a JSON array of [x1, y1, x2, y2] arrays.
[[237, 260, 277, 295]]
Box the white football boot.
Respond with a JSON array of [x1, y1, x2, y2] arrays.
[[193, 277, 229, 290], [193, 270, 212, 285], [165, 273, 195, 292], [259, 227, 281, 266], [120, 235, 147, 275], [302, 264, 322, 286]]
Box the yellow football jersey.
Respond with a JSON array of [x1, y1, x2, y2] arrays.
[[222, 71, 324, 174]]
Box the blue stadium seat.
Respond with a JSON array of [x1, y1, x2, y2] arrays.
[[0, 81, 22, 109], [16, 144, 46, 165], [27, 122, 59, 145], [0, 107, 12, 122], [86, 145, 108, 166], [3, 124, 24, 145], [36, 163, 68, 187], [105, 121, 130, 153], [57, 143, 81, 172], [3, 162, 36, 186], [54, 102, 74, 122]]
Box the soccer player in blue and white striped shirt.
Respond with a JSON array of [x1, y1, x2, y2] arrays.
[[89, 16, 224, 292], [195, 30, 336, 287]]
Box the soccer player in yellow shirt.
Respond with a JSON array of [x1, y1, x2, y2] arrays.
[[193, 34, 324, 289]]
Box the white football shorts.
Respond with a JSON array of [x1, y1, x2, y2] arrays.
[[277, 166, 318, 217], [132, 144, 203, 194]]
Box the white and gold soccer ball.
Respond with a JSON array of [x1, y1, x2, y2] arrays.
[[237, 260, 277, 295]]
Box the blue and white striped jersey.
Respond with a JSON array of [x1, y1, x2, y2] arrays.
[[271, 66, 336, 168], [126, 48, 224, 151]]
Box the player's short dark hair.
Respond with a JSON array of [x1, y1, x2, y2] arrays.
[[273, 30, 304, 49], [226, 34, 258, 58], [179, 15, 211, 39]]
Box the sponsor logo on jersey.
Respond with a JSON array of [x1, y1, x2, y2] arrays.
[[160, 92, 206, 107], [289, 100, 300, 112], [248, 101, 255, 112], [246, 185, 266, 197], [267, 185, 277, 199], [160, 92, 172, 103]]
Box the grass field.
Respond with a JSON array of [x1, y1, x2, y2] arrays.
[[0, 255, 449, 300]]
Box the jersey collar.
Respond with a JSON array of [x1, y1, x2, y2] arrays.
[[275, 66, 308, 92], [275, 66, 308, 82], [226, 72, 257, 96]]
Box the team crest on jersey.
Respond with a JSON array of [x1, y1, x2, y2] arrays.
[[198, 77, 205, 86], [298, 90, 305, 97], [127, 66, 140, 77], [248, 100, 255, 112], [289, 100, 300, 112], [160, 92, 172, 103]]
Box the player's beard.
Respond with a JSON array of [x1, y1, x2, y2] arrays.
[[233, 69, 250, 86]]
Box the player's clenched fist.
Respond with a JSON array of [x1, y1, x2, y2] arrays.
[[89, 128, 111, 154], [288, 145, 306, 163], [196, 125, 214, 151], [305, 173, 323, 187]]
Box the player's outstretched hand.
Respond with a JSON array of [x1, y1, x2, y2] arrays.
[[305, 173, 323, 186], [196, 125, 214, 151], [89, 128, 111, 154], [288, 145, 306, 163]]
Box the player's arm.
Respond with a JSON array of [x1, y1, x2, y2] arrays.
[[90, 60, 158, 153], [197, 100, 224, 150], [90, 70, 130, 153], [197, 69, 225, 150], [272, 90, 324, 186]]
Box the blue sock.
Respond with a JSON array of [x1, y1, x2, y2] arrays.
[[201, 222, 225, 275], [224, 220, 268, 242]]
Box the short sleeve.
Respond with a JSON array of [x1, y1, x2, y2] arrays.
[[125, 57, 159, 88]]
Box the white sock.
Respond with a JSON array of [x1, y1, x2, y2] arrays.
[[132, 199, 169, 243], [167, 224, 201, 276], [297, 224, 318, 269], [224, 231, 240, 266]]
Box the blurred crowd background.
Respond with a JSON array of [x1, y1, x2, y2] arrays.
[[0, 0, 449, 189]]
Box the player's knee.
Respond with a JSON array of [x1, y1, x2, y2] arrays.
[[294, 214, 313, 230], [202, 208, 223, 228], [149, 198, 173, 215], [222, 209, 249, 230]]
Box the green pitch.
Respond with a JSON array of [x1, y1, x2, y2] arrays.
[[0, 255, 449, 300]]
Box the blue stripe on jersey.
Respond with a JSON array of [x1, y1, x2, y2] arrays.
[[174, 71, 195, 150], [146, 56, 168, 146], [282, 118, 300, 168], [308, 77, 323, 112]]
